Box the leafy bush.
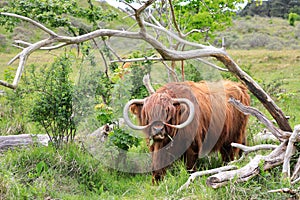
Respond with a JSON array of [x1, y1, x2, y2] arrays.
[[27, 53, 76, 148], [95, 103, 114, 126], [108, 127, 140, 151], [288, 12, 299, 26], [181, 63, 204, 82], [127, 51, 153, 99]]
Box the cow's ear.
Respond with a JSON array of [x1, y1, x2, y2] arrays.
[[130, 103, 143, 116], [174, 102, 188, 114], [174, 103, 189, 123], [179, 104, 189, 116]]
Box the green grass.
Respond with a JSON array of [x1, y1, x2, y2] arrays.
[[228, 49, 300, 128], [0, 144, 297, 199]]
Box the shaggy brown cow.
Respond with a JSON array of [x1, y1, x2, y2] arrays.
[[123, 80, 250, 184]]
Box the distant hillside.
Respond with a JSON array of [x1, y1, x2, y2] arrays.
[[1, 5, 300, 52], [215, 16, 300, 50], [239, 0, 300, 18]]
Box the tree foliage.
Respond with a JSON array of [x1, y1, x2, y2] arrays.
[[118, 0, 244, 42], [0, 0, 117, 34], [173, 0, 244, 41]]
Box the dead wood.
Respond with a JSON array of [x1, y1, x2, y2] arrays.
[[268, 188, 299, 197], [219, 58, 292, 132], [229, 97, 292, 141], [0, 134, 50, 151], [206, 155, 265, 188], [178, 98, 296, 190], [0, 122, 116, 151], [143, 74, 155, 94], [177, 165, 237, 192], [231, 143, 278, 154], [282, 125, 300, 178], [206, 141, 287, 188], [292, 156, 300, 182], [254, 129, 278, 143]]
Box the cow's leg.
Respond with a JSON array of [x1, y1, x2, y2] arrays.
[[220, 142, 244, 163], [152, 168, 166, 185], [220, 144, 233, 163], [185, 144, 199, 172], [239, 136, 246, 157], [220, 134, 245, 163]]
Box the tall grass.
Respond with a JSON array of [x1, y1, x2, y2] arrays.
[[0, 144, 297, 199]]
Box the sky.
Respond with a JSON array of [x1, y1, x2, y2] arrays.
[[101, 0, 141, 10]]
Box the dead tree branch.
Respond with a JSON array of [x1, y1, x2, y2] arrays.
[[283, 125, 300, 178], [206, 141, 287, 188], [177, 165, 237, 192], [231, 143, 278, 155], [143, 74, 155, 94], [292, 156, 300, 182], [0, 134, 50, 151], [268, 188, 299, 196], [163, 62, 179, 82], [221, 57, 292, 132], [228, 97, 291, 141]]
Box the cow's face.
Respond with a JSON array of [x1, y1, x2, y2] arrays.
[[123, 93, 195, 183], [136, 94, 178, 140]]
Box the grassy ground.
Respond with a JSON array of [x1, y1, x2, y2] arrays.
[[0, 144, 295, 200], [228, 49, 300, 129]]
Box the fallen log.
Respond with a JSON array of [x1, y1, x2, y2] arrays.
[[0, 121, 120, 151], [0, 134, 50, 151]]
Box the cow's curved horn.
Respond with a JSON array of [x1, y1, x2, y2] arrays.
[[165, 98, 195, 129], [123, 99, 148, 130]]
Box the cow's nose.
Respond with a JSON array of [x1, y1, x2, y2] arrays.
[[153, 126, 163, 134], [150, 121, 165, 134]]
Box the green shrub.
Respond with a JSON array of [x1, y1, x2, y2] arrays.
[[95, 103, 114, 126], [288, 12, 299, 26], [108, 127, 140, 152], [27, 53, 76, 148]]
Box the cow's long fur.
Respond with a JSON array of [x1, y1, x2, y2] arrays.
[[130, 80, 250, 183]]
